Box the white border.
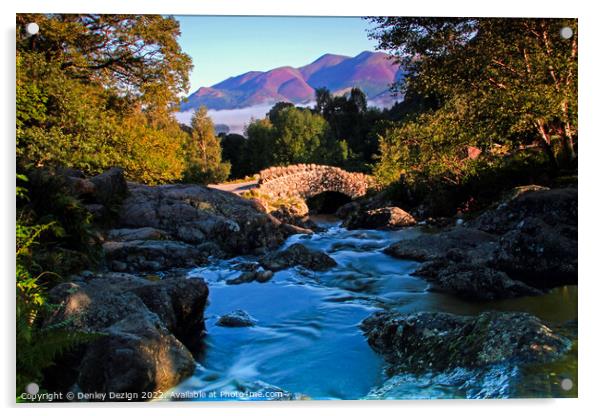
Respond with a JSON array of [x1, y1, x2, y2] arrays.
[[2, 1, 600, 416]]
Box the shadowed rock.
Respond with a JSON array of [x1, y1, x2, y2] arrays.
[[343, 206, 416, 230], [260, 243, 337, 271], [44, 272, 208, 396], [361, 310, 572, 375], [216, 310, 257, 327]]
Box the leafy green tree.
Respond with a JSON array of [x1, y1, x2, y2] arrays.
[[16, 14, 193, 183], [220, 133, 248, 179], [367, 17, 578, 167], [183, 107, 231, 184], [244, 118, 276, 173], [270, 106, 329, 164]]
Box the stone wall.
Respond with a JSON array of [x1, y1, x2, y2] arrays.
[[257, 164, 373, 200]]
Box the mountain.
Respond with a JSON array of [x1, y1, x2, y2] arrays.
[[181, 51, 402, 112]]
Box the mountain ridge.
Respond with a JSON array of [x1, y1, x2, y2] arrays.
[[181, 51, 402, 111]]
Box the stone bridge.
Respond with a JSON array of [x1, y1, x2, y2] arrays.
[[257, 164, 374, 200]]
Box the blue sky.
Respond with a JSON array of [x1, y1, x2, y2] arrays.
[[175, 16, 379, 94]]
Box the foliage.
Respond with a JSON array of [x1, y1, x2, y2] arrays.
[[16, 175, 100, 395], [220, 133, 248, 179], [270, 106, 329, 164], [16, 14, 192, 184], [183, 107, 231, 184], [240, 102, 350, 175], [244, 118, 277, 174], [367, 17, 578, 168]]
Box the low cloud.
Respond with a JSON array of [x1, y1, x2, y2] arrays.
[[176, 104, 275, 135], [175, 100, 396, 135]]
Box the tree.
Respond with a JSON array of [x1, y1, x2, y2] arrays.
[[183, 107, 231, 184], [16, 14, 193, 183], [220, 133, 248, 179], [367, 17, 578, 167], [244, 119, 276, 173], [314, 87, 378, 165], [270, 106, 329, 165]]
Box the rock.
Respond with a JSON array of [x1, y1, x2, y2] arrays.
[[111, 260, 128, 272], [470, 187, 576, 235], [255, 270, 274, 283], [472, 187, 577, 287], [117, 183, 293, 256], [491, 217, 578, 287], [225, 269, 274, 285], [44, 272, 209, 396], [335, 201, 360, 219], [216, 310, 257, 327], [343, 207, 416, 230], [225, 271, 257, 285], [130, 276, 209, 351], [103, 240, 208, 271], [385, 227, 498, 262], [78, 311, 195, 397], [414, 260, 542, 300], [260, 243, 337, 271], [84, 203, 107, 220], [270, 199, 318, 230], [107, 227, 168, 242], [385, 188, 577, 296], [89, 167, 128, 206], [66, 177, 96, 196], [361, 311, 572, 375]]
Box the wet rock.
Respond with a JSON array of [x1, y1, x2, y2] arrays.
[[255, 270, 274, 283], [260, 243, 337, 271], [66, 177, 96, 196], [343, 207, 416, 230], [361, 311, 572, 375], [414, 260, 542, 300], [225, 271, 258, 285], [216, 310, 257, 327], [225, 269, 274, 285]]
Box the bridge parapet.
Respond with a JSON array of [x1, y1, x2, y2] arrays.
[[257, 164, 374, 200]]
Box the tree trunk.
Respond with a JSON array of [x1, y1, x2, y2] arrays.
[[536, 119, 558, 170]]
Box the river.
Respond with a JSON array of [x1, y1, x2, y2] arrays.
[[167, 216, 577, 400]]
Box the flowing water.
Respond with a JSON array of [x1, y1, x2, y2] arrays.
[[168, 216, 577, 401]]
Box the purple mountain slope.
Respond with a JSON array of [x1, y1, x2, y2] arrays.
[[181, 51, 402, 111]]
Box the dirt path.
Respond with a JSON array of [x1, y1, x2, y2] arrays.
[[208, 180, 258, 195]]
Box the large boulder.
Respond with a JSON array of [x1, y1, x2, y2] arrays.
[[384, 187, 578, 295], [89, 167, 128, 207], [385, 227, 498, 262], [117, 183, 293, 256], [343, 207, 416, 230], [414, 259, 542, 300], [44, 273, 208, 397], [78, 311, 195, 397], [361, 311, 572, 375], [470, 187, 576, 235], [103, 240, 210, 272], [260, 243, 337, 271]]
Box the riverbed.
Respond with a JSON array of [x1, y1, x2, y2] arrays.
[[168, 216, 577, 400]]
